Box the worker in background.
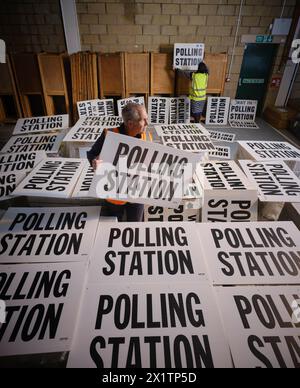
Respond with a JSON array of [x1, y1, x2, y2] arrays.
[[179, 61, 209, 123], [189, 62, 209, 123], [87, 102, 148, 222]]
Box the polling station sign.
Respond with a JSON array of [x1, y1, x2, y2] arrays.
[[0, 132, 65, 154], [63, 116, 123, 143], [208, 130, 236, 143], [72, 162, 94, 199], [148, 97, 170, 125], [0, 207, 101, 264], [173, 43, 205, 71], [197, 161, 258, 222], [87, 222, 209, 285], [67, 283, 232, 368], [13, 115, 69, 135], [145, 205, 200, 223], [89, 132, 202, 209], [145, 179, 203, 223], [14, 158, 86, 198], [155, 123, 213, 153], [209, 146, 231, 160], [170, 97, 190, 124], [239, 160, 300, 203], [229, 100, 258, 125], [215, 286, 300, 368], [77, 99, 114, 118], [197, 221, 300, 285], [0, 171, 26, 202], [238, 141, 300, 161], [0, 151, 46, 174], [205, 97, 230, 126], [155, 123, 210, 138], [0, 262, 87, 356], [117, 97, 145, 117]]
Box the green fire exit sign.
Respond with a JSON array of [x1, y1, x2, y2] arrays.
[[256, 35, 273, 43]]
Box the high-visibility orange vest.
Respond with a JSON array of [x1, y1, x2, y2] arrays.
[[105, 128, 146, 206]]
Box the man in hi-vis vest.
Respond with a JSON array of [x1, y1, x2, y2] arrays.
[[188, 62, 209, 123], [87, 102, 148, 222]]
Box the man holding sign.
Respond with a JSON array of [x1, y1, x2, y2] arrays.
[[87, 103, 148, 222]]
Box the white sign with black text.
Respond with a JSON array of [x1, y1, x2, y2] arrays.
[[63, 116, 123, 143], [205, 97, 230, 126], [0, 151, 46, 174], [239, 160, 300, 202], [209, 146, 231, 160], [117, 97, 145, 117], [67, 283, 232, 368], [0, 171, 26, 202], [197, 221, 300, 285], [215, 286, 300, 368], [0, 132, 66, 154], [173, 43, 205, 71], [208, 130, 236, 143], [229, 100, 258, 129], [0, 262, 87, 356], [169, 97, 190, 124], [148, 97, 170, 125], [197, 161, 258, 223], [88, 222, 209, 284], [155, 123, 213, 154], [14, 158, 86, 198], [0, 207, 101, 263], [72, 162, 94, 198], [77, 99, 114, 118], [238, 141, 300, 161], [89, 132, 202, 208], [13, 115, 69, 135]]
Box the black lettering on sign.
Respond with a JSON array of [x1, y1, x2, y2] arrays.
[[0, 303, 64, 342], [206, 200, 251, 222], [90, 334, 214, 368]]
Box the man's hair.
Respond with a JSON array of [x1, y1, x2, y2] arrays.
[[122, 102, 143, 124]]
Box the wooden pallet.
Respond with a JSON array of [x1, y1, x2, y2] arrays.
[[176, 53, 228, 96], [150, 52, 175, 96], [10, 53, 46, 117], [0, 55, 23, 122], [37, 53, 70, 116], [98, 52, 125, 99]]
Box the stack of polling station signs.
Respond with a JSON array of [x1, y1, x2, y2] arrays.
[[0, 114, 69, 155], [0, 151, 46, 202], [196, 161, 258, 222], [0, 114, 69, 202], [67, 222, 232, 368], [197, 221, 300, 368], [238, 141, 300, 162], [154, 123, 214, 154], [0, 206, 101, 357], [144, 177, 203, 223], [148, 97, 191, 125], [62, 115, 123, 158], [77, 99, 115, 118]]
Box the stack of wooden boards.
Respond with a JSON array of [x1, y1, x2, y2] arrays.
[[0, 52, 228, 125]]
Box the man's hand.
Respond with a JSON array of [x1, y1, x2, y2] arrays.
[[92, 157, 102, 172]]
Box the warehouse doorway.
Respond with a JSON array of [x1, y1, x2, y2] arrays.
[[236, 43, 279, 115]]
